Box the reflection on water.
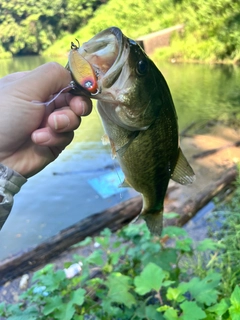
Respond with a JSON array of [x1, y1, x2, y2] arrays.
[[0, 56, 67, 76], [0, 56, 239, 260], [158, 62, 240, 129]]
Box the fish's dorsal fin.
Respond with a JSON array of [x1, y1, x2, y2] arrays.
[[171, 148, 195, 185]]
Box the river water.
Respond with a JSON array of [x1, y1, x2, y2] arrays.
[[0, 56, 239, 260]]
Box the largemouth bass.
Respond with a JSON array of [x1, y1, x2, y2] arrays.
[[67, 27, 195, 235]]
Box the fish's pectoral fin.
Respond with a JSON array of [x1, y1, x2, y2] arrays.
[[116, 130, 140, 157], [171, 148, 195, 185], [119, 179, 131, 188], [101, 134, 110, 145]]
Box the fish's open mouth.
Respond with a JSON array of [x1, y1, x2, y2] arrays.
[[78, 27, 128, 90]]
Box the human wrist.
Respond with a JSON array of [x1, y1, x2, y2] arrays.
[[0, 156, 35, 179]]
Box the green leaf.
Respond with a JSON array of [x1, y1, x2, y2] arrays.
[[184, 272, 221, 305], [156, 248, 178, 272], [230, 285, 240, 307], [32, 263, 55, 281], [180, 301, 206, 320], [73, 316, 84, 320], [229, 286, 240, 320], [166, 287, 185, 303], [162, 226, 188, 238], [175, 238, 193, 252], [73, 236, 92, 247], [109, 251, 122, 265], [145, 305, 164, 320], [196, 239, 219, 252], [105, 272, 136, 308], [162, 280, 175, 287], [86, 250, 104, 266], [42, 269, 66, 291], [42, 287, 85, 318], [43, 296, 62, 315], [7, 306, 39, 320], [0, 302, 5, 316], [101, 300, 122, 318], [163, 307, 179, 320], [135, 303, 164, 320], [134, 262, 166, 295], [100, 228, 112, 237], [207, 298, 230, 316], [54, 302, 75, 320], [70, 288, 86, 306], [94, 231, 111, 249]]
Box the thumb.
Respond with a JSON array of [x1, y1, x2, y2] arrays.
[[16, 62, 72, 102]]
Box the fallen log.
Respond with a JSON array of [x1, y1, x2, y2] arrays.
[[164, 166, 238, 227], [0, 166, 237, 286]]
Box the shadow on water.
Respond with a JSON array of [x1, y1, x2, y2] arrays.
[[0, 56, 239, 260]]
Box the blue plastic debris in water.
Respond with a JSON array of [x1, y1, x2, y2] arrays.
[[88, 169, 125, 198]]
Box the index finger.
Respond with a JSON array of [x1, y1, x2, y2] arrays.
[[15, 62, 72, 102], [0, 71, 29, 88]]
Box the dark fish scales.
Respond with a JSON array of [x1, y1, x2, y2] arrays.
[[67, 27, 195, 235]]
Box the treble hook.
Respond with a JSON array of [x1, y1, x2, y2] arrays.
[[71, 39, 80, 50]]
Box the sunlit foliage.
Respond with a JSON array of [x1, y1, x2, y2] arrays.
[[0, 0, 104, 56], [1, 0, 240, 63]]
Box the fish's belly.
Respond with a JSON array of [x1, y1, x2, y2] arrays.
[[118, 132, 176, 210]]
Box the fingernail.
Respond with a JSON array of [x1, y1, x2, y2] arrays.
[[33, 132, 50, 144], [53, 114, 70, 130], [81, 102, 88, 115]]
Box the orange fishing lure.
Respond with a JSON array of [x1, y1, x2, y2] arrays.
[[69, 40, 98, 94]]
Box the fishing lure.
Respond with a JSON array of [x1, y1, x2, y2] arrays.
[[31, 82, 75, 107], [68, 40, 99, 95]]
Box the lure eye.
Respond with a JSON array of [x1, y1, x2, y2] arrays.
[[83, 79, 95, 90], [136, 60, 148, 76]]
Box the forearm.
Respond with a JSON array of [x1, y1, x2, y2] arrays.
[[0, 164, 27, 230]]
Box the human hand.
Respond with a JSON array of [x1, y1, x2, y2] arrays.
[[0, 62, 92, 178]]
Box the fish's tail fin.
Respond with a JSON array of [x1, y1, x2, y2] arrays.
[[134, 209, 163, 236]]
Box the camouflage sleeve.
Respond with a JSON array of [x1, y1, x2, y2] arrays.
[[0, 164, 27, 230]]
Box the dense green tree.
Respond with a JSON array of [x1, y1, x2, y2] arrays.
[[1, 0, 240, 62], [0, 0, 104, 55]]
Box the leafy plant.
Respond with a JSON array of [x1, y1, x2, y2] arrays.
[[0, 208, 240, 320]]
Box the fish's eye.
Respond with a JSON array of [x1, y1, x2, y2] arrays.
[[136, 60, 148, 76]]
